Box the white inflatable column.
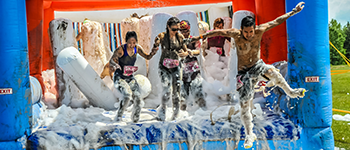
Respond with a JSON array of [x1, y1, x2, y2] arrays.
[[56, 47, 118, 110], [49, 18, 87, 107]]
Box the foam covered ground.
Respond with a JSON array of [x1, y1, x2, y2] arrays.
[[28, 98, 299, 150]]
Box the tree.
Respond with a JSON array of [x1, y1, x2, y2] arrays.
[[329, 19, 347, 65], [343, 21, 350, 60]]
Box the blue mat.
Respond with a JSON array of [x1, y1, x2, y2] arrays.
[[27, 106, 299, 149]]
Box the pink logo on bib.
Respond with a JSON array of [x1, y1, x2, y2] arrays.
[[216, 47, 223, 55], [184, 61, 199, 73], [123, 66, 138, 76], [163, 58, 179, 69]]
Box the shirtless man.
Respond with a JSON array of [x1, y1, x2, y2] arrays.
[[190, 2, 306, 149]]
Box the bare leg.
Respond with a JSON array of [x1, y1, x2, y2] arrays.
[[237, 74, 258, 149], [158, 69, 172, 121], [115, 78, 132, 121], [241, 100, 257, 149], [129, 79, 142, 123], [264, 68, 306, 98]]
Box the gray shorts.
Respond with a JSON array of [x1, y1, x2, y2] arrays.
[[237, 59, 274, 102]]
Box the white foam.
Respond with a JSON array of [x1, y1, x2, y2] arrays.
[[35, 97, 296, 150], [333, 114, 350, 122]]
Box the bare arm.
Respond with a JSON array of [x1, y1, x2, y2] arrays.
[[258, 2, 305, 32], [109, 46, 124, 77], [76, 32, 83, 41], [191, 28, 240, 43], [137, 45, 158, 60], [152, 33, 164, 50], [179, 33, 192, 57], [189, 41, 202, 56]]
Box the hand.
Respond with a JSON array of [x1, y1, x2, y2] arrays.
[[188, 50, 193, 56], [178, 49, 188, 58], [151, 47, 158, 55], [294, 2, 305, 13], [152, 47, 159, 52]]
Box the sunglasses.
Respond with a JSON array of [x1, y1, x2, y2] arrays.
[[171, 28, 180, 31]]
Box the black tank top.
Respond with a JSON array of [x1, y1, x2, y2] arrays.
[[116, 44, 137, 78]]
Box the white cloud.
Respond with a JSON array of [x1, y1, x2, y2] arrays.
[[328, 0, 350, 26]]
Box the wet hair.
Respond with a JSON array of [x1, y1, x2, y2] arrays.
[[125, 31, 138, 42], [166, 17, 181, 49], [167, 17, 180, 29], [241, 16, 255, 29], [213, 18, 224, 28]]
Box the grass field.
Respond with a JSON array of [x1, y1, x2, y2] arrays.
[[331, 65, 350, 149]]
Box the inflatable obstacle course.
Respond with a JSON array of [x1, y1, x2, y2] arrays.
[[0, 0, 333, 149]]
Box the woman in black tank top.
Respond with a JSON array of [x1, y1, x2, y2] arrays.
[[109, 31, 158, 123], [152, 17, 193, 121]]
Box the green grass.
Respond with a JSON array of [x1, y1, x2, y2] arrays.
[[331, 65, 350, 149]]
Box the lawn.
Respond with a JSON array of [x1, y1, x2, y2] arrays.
[[331, 65, 350, 149]]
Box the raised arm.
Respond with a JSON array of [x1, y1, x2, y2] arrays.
[[191, 28, 240, 43], [258, 2, 305, 32], [137, 45, 158, 60]]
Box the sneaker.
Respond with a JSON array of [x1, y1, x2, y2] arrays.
[[289, 88, 306, 98], [244, 133, 257, 149]]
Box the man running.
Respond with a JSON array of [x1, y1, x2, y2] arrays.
[[190, 2, 306, 149]]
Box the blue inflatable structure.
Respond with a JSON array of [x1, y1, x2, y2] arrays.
[[0, 0, 32, 149], [0, 0, 333, 149]]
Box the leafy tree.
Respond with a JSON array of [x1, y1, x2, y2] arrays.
[[329, 19, 347, 65], [343, 21, 350, 60]]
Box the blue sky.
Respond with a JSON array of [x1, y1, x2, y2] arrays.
[[328, 0, 350, 26]]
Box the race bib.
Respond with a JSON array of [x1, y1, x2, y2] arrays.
[[184, 61, 199, 73], [163, 58, 179, 69], [237, 75, 244, 89], [123, 66, 138, 76]]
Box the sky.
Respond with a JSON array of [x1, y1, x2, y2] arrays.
[[328, 0, 350, 26]]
